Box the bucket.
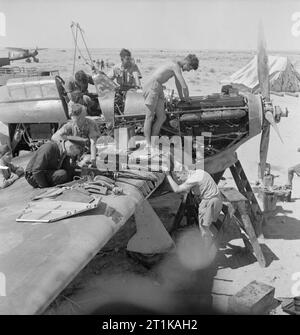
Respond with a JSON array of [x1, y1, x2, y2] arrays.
[[262, 191, 277, 212]]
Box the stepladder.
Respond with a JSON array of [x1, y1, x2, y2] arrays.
[[218, 187, 267, 268], [229, 160, 264, 238], [212, 160, 264, 238], [211, 159, 266, 267]]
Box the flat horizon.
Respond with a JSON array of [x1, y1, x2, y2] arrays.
[[0, 47, 299, 54]]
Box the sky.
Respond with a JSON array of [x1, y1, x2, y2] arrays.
[[0, 0, 300, 51]]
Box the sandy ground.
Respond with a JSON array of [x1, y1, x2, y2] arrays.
[[1, 50, 300, 314], [43, 93, 300, 315], [214, 93, 300, 314], [2, 94, 299, 315]]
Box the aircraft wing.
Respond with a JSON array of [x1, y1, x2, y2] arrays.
[[6, 47, 29, 52]]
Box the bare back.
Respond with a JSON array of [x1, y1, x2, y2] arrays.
[[145, 60, 184, 86]]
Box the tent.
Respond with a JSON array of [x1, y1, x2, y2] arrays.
[[221, 55, 300, 93]]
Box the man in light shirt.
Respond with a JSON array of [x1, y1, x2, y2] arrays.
[[108, 48, 142, 91], [165, 166, 222, 241], [52, 102, 99, 168]]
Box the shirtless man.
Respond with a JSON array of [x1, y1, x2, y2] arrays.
[[143, 54, 199, 147]]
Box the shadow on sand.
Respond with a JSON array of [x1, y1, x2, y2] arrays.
[[263, 206, 300, 240]]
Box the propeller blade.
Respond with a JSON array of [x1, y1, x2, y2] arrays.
[[257, 21, 270, 101], [259, 123, 270, 180], [265, 111, 284, 144]]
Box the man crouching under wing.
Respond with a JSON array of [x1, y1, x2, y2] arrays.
[[165, 165, 222, 246], [143, 54, 199, 148]]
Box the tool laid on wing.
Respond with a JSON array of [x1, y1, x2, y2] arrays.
[[91, 176, 123, 195], [81, 178, 122, 195], [84, 184, 108, 195]]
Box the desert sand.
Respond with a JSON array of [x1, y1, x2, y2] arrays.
[[1, 48, 300, 314], [43, 93, 300, 315]]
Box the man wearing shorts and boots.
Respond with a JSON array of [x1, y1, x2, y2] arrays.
[[143, 54, 199, 148]]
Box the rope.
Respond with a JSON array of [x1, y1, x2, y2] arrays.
[[77, 25, 94, 68], [71, 23, 78, 75], [71, 22, 95, 73]]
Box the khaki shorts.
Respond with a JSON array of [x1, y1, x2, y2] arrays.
[[198, 196, 223, 227], [143, 80, 165, 116]]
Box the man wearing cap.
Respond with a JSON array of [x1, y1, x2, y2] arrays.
[[0, 144, 24, 189], [64, 70, 97, 114], [25, 139, 84, 188], [107, 49, 142, 91], [52, 102, 99, 167]]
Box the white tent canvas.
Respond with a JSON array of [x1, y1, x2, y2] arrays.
[[221, 55, 300, 93]]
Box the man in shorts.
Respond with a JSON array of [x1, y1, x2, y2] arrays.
[[165, 166, 222, 243], [143, 54, 199, 147]]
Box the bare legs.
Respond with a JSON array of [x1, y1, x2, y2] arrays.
[[152, 98, 166, 136], [144, 98, 166, 147], [286, 164, 300, 189], [287, 167, 295, 188], [144, 113, 154, 147]]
